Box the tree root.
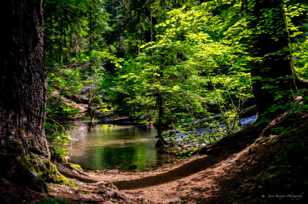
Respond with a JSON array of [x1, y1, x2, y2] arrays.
[[56, 163, 98, 183]]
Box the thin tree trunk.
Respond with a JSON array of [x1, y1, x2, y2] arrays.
[[156, 92, 167, 147]]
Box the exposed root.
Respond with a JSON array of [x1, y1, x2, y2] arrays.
[[57, 163, 98, 183]]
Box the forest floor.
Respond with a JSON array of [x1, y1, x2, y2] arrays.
[[48, 112, 307, 203], [1, 112, 305, 204]]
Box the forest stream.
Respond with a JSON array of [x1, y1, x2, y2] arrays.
[[67, 115, 257, 171], [68, 124, 158, 171]]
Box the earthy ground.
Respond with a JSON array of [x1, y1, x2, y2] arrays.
[[1, 112, 306, 203], [48, 125, 264, 203]]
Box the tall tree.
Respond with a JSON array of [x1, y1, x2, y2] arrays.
[[250, 0, 297, 116], [0, 0, 49, 182]]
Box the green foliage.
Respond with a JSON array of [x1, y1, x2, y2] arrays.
[[43, 0, 307, 149], [48, 69, 83, 95], [283, 0, 308, 78], [44, 0, 111, 65], [46, 97, 80, 121], [45, 96, 76, 158], [108, 1, 254, 138]]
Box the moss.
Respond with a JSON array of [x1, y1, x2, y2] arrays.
[[69, 163, 83, 171], [17, 153, 75, 187]]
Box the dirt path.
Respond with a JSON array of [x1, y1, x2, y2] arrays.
[[52, 150, 246, 203], [114, 155, 216, 190], [106, 126, 259, 190], [88, 155, 216, 190], [123, 153, 239, 203], [43, 113, 308, 203], [50, 125, 264, 203], [82, 126, 261, 203], [120, 134, 281, 203]]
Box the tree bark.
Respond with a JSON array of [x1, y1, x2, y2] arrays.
[[0, 0, 49, 158], [250, 0, 297, 116], [155, 92, 167, 147]]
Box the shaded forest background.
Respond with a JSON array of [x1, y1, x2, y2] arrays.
[[44, 0, 307, 154]]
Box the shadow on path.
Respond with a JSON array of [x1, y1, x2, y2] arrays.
[[113, 125, 261, 190]]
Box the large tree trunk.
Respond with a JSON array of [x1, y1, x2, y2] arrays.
[[250, 0, 297, 116], [0, 0, 49, 172]]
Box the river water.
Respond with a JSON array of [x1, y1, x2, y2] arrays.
[[68, 115, 256, 171], [68, 124, 158, 171]]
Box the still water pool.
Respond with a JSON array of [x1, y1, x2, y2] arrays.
[[68, 124, 158, 171]]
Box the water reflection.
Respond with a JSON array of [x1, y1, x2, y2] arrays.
[[69, 124, 158, 170]]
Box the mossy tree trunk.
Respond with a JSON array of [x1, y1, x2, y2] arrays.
[[249, 0, 297, 116], [0, 0, 50, 185]]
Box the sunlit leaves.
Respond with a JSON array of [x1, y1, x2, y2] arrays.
[[112, 0, 255, 129]]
